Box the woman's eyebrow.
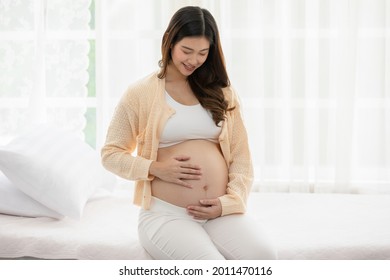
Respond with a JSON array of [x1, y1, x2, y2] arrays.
[[181, 46, 210, 52]]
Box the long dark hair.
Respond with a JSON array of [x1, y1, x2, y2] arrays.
[[158, 6, 234, 126]]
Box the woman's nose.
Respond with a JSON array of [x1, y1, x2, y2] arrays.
[[188, 54, 198, 65]]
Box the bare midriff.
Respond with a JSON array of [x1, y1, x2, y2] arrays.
[[151, 140, 228, 207]]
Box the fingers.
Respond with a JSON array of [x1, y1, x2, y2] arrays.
[[174, 155, 202, 171], [175, 171, 201, 188], [180, 164, 202, 174], [199, 199, 217, 206], [176, 156, 202, 182], [186, 206, 207, 219], [152, 155, 202, 187], [187, 206, 217, 220], [187, 199, 222, 219], [176, 179, 193, 189], [180, 167, 202, 179]]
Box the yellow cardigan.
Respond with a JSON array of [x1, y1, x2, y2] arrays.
[[101, 71, 253, 216]]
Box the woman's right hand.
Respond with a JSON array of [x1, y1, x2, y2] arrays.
[[149, 155, 202, 188]]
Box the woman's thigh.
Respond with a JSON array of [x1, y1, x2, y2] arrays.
[[138, 199, 225, 260], [204, 214, 278, 260]]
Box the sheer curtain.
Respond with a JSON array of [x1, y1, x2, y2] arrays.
[[245, 0, 390, 194], [0, 0, 91, 142], [1, 0, 389, 194]]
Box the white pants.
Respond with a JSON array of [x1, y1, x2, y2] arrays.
[[138, 197, 277, 260]]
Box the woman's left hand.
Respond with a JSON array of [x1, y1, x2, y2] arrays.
[[187, 198, 222, 220]]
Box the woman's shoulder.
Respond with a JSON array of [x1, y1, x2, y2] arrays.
[[125, 70, 161, 95], [121, 70, 163, 104]]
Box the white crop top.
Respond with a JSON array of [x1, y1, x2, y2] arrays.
[[159, 92, 222, 148]]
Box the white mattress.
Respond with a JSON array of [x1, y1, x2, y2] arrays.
[[1, 191, 390, 260], [248, 193, 390, 260]]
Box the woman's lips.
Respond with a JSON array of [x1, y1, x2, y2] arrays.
[[183, 63, 195, 72]]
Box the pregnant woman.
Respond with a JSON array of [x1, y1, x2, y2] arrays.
[[101, 6, 277, 260]]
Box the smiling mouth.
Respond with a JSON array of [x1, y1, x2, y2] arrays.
[[183, 63, 196, 72]]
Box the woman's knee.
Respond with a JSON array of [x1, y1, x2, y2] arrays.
[[221, 234, 278, 260], [205, 214, 278, 260]]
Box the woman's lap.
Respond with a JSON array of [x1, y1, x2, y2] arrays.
[[138, 197, 277, 260]]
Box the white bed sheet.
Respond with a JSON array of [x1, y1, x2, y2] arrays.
[[248, 193, 390, 260], [1, 191, 390, 260], [0, 190, 150, 260]]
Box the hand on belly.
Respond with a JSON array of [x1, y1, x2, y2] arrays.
[[151, 140, 228, 208], [149, 154, 202, 188], [186, 198, 223, 220]]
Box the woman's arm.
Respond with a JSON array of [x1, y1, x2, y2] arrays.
[[101, 99, 153, 181], [218, 89, 254, 216]]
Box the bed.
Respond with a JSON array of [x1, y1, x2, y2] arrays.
[[1, 125, 390, 260], [1, 189, 390, 260]]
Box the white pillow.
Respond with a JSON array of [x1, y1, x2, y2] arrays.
[[0, 124, 117, 219], [0, 172, 64, 219]]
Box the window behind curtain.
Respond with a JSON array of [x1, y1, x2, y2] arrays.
[[0, 0, 96, 147], [1, 0, 389, 194]]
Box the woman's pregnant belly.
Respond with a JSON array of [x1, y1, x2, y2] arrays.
[[151, 140, 228, 207]]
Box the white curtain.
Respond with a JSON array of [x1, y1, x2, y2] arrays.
[[0, 0, 91, 142], [1, 0, 389, 194]]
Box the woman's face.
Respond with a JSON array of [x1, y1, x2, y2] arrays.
[[170, 36, 210, 76]]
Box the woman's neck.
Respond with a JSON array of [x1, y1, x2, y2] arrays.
[[165, 63, 187, 84]]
